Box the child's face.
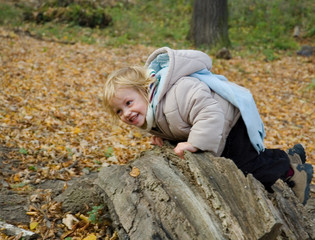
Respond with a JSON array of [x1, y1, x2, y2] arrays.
[[110, 87, 148, 127]]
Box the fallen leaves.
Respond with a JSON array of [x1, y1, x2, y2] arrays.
[[25, 189, 64, 239], [0, 27, 153, 186], [24, 189, 113, 239], [0, 27, 155, 239], [0, 26, 314, 239]]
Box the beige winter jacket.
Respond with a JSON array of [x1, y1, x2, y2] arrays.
[[145, 47, 240, 156]]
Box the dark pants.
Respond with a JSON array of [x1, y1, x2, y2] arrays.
[[221, 117, 290, 191]]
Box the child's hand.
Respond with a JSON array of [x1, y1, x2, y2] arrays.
[[151, 136, 164, 147], [174, 142, 198, 158]]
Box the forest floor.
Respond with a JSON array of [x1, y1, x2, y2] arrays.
[[0, 27, 314, 239]]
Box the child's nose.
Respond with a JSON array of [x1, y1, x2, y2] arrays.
[[123, 108, 131, 118]]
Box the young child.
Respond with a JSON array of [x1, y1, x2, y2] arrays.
[[103, 47, 313, 205]]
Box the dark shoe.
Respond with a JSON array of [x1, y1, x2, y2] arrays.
[[287, 144, 306, 164], [286, 163, 313, 205]]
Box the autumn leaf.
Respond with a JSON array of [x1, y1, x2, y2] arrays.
[[83, 234, 97, 240], [62, 214, 79, 230], [78, 214, 90, 223], [13, 174, 21, 182], [30, 221, 39, 230], [130, 167, 140, 177]]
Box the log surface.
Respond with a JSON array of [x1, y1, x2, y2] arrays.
[[96, 147, 314, 240]]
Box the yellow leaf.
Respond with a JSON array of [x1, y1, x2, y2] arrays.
[[55, 145, 65, 151], [30, 221, 39, 230], [83, 234, 97, 240], [13, 174, 20, 182], [133, 131, 142, 138], [129, 167, 140, 177], [79, 214, 89, 223], [72, 127, 81, 134]]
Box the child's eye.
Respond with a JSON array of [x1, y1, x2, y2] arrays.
[[126, 100, 132, 106], [116, 109, 122, 115]]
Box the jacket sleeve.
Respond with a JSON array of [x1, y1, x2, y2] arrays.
[[173, 77, 225, 155]]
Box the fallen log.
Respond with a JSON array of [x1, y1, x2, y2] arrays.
[[96, 145, 314, 240]]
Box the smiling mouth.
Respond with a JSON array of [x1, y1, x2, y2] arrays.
[[129, 114, 138, 123]]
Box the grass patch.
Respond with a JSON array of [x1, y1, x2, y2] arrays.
[[102, 0, 193, 48], [0, 0, 314, 57], [228, 0, 314, 53], [0, 2, 24, 26]]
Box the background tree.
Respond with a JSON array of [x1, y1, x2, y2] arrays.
[[189, 0, 230, 49]]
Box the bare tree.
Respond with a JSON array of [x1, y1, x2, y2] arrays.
[[190, 0, 230, 49]]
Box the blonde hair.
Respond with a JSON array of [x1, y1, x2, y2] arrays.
[[103, 66, 155, 120]]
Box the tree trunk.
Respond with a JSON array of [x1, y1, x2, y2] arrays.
[[190, 0, 230, 49], [96, 146, 314, 240]]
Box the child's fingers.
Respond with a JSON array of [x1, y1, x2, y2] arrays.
[[151, 136, 157, 145], [174, 142, 198, 158], [156, 137, 163, 147], [151, 136, 164, 147], [174, 143, 186, 158], [174, 147, 185, 159]]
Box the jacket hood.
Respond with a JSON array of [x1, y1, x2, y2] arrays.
[[145, 47, 212, 102]]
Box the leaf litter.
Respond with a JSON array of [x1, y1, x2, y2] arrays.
[[0, 27, 314, 239]]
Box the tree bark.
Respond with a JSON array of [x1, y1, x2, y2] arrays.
[[190, 0, 230, 49], [96, 146, 314, 240]]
